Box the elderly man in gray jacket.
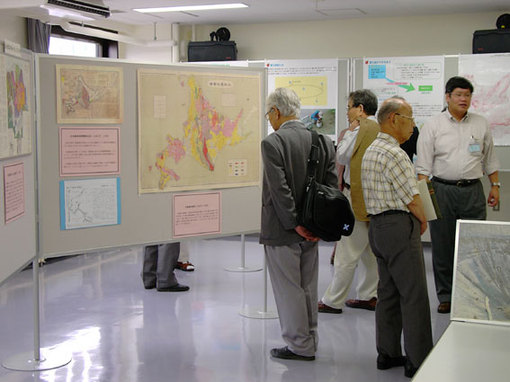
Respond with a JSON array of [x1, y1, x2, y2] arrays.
[[260, 87, 337, 361]]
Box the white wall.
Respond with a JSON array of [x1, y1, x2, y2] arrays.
[[120, 23, 176, 64], [0, 15, 27, 47], [182, 11, 507, 60]]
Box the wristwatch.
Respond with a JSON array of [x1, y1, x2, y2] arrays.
[[491, 182, 501, 188]]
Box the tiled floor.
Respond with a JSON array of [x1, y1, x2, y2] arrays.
[[0, 236, 449, 382]]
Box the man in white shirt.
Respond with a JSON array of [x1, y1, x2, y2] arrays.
[[319, 89, 379, 314], [416, 76, 500, 314]]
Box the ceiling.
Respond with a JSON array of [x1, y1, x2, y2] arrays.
[[1, 0, 509, 31]]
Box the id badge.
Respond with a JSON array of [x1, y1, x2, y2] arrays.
[[468, 142, 481, 153], [469, 136, 481, 154]]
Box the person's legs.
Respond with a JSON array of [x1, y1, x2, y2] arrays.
[[265, 243, 318, 357], [355, 222, 378, 301], [156, 242, 180, 289], [298, 241, 320, 351], [430, 182, 458, 304], [322, 219, 369, 309], [369, 213, 432, 371], [393, 217, 433, 369], [369, 220, 403, 359], [142, 245, 158, 289], [176, 241, 195, 271]]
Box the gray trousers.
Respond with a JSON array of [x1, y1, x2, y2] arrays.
[[430, 180, 486, 303], [265, 241, 319, 357], [142, 243, 180, 289], [368, 212, 432, 368]]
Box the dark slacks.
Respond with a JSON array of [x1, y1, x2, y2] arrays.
[[142, 243, 180, 289], [430, 181, 486, 303], [368, 212, 432, 368]]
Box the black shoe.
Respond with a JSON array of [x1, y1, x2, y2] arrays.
[[404, 359, 418, 378], [377, 353, 407, 370], [318, 301, 343, 314], [157, 283, 190, 292], [144, 284, 156, 290], [437, 302, 451, 314], [270, 346, 315, 361]]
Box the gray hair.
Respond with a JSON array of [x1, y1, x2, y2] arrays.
[[266, 87, 301, 117], [377, 99, 403, 125]]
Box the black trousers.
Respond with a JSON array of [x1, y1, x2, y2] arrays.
[[368, 212, 433, 368]]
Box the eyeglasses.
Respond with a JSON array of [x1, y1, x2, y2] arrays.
[[346, 104, 358, 112], [265, 108, 275, 120], [395, 113, 415, 124]]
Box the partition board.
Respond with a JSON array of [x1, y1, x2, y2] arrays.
[[0, 47, 36, 285], [353, 55, 510, 167], [37, 55, 265, 258]]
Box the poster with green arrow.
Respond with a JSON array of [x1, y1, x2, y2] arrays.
[[363, 56, 445, 130]]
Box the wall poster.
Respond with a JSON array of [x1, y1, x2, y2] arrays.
[[138, 69, 261, 193], [459, 53, 510, 146], [363, 56, 445, 130], [266, 59, 338, 139], [56, 64, 123, 124], [0, 54, 32, 159]]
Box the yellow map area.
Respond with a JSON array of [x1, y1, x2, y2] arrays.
[[275, 76, 327, 106], [138, 69, 261, 193]]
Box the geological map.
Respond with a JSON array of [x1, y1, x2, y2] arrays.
[[0, 55, 31, 159], [138, 69, 261, 193], [56, 64, 123, 124]]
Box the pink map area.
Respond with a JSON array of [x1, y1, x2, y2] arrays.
[[466, 73, 510, 144]]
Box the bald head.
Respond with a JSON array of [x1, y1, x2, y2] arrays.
[[377, 98, 415, 144]]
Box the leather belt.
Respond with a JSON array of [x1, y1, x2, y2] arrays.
[[433, 177, 480, 187], [368, 210, 409, 218]]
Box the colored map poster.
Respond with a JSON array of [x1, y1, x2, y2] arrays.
[[452, 221, 510, 325], [363, 56, 444, 130], [0, 55, 32, 159], [266, 59, 338, 139], [138, 69, 261, 193], [459, 54, 510, 146], [56, 64, 123, 124]]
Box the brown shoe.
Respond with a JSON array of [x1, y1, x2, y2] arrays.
[[176, 261, 195, 272], [437, 302, 451, 314], [345, 297, 377, 311], [318, 301, 342, 314]]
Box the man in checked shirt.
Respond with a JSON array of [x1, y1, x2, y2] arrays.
[[361, 97, 432, 379]]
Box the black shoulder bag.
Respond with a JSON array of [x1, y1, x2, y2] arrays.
[[298, 130, 355, 241]]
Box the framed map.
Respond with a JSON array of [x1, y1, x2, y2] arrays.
[[56, 64, 123, 124], [0, 54, 32, 159], [137, 68, 262, 193], [452, 220, 510, 326]]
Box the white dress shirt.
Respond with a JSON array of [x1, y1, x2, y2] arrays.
[[416, 110, 499, 180]]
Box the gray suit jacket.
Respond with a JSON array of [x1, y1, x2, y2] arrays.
[[260, 120, 337, 246]]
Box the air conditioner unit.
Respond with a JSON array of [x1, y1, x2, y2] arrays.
[[45, 0, 110, 18]]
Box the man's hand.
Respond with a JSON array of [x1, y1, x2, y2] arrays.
[[420, 220, 428, 235], [348, 119, 360, 131], [295, 225, 320, 242], [488, 186, 500, 207]]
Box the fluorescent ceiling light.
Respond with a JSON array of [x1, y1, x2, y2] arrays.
[[133, 3, 248, 13]]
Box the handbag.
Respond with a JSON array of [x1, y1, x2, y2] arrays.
[[298, 130, 355, 242]]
